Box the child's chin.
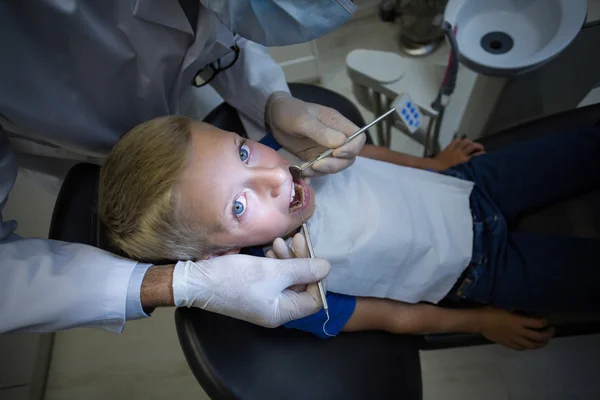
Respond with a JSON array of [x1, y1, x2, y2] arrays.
[[289, 221, 304, 234], [307, 200, 316, 216], [281, 221, 304, 240]]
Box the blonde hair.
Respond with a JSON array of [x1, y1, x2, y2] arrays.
[[99, 116, 228, 264]]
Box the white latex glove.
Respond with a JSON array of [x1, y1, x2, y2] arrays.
[[265, 235, 322, 300], [265, 91, 366, 176], [172, 254, 329, 328]]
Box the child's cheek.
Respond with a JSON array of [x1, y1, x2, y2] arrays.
[[253, 209, 287, 239]]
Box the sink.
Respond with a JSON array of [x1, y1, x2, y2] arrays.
[[444, 0, 588, 76]]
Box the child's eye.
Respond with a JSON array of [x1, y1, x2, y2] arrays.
[[239, 142, 250, 163], [233, 193, 247, 218]]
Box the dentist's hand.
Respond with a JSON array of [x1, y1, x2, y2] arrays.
[[266, 234, 322, 300], [172, 254, 329, 328], [266, 91, 366, 176]]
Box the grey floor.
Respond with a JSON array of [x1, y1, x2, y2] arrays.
[[4, 10, 600, 400]]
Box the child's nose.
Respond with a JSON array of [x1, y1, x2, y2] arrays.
[[252, 166, 287, 197]]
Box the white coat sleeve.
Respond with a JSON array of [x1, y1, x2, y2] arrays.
[[209, 36, 290, 127], [0, 129, 150, 334]]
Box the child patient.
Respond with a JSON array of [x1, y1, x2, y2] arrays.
[[99, 116, 600, 350]]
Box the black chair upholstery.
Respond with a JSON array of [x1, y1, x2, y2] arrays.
[[176, 309, 422, 400], [47, 83, 421, 400], [47, 82, 600, 399], [49, 163, 100, 244], [48, 163, 118, 255], [176, 83, 421, 400]]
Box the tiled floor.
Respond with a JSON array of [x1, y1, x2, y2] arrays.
[[420, 335, 600, 400], [315, 15, 426, 157], [44, 309, 205, 400], [3, 170, 208, 400], [3, 9, 600, 400]]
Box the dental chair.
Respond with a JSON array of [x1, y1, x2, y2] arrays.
[[49, 83, 600, 400]]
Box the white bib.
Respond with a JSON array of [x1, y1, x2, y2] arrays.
[[306, 157, 474, 304]]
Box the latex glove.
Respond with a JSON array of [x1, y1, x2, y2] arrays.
[[172, 254, 329, 328], [432, 137, 485, 170], [478, 308, 555, 351], [266, 234, 322, 300], [265, 91, 366, 176]]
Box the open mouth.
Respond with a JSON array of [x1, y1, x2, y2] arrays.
[[289, 176, 305, 213]]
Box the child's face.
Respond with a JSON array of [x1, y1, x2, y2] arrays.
[[180, 123, 315, 255]]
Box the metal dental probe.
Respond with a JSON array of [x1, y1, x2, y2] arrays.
[[299, 208, 329, 320], [288, 107, 397, 182]]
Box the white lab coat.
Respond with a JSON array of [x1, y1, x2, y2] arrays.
[[0, 0, 289, 333]]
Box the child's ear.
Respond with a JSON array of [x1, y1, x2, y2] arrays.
[[206, 248, 241, 259]]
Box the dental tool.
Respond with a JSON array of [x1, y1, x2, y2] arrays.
[[289, 107, 397, 182], [299, 210, 328, 314], [300, 208, 334, 337]]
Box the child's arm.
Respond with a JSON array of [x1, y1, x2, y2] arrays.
[[268, 234, 554, 350], [359, 138, 485, 171], [345, 298, 554, 350]]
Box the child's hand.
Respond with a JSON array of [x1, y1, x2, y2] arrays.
[[478, 308, 555, 350], [266, 235, 321, 300], [433, 138, 485, 170]]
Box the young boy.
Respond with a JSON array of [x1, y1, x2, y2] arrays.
[[99, 116, 600, 350]]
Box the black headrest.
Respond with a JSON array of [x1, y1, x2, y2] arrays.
[[49, 163, 117, 254]]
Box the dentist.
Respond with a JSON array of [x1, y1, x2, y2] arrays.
[[0, 0, 365, 333]]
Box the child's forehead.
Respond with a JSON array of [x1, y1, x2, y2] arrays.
[[190, 122, 236, 151], [191, 120, 225, 136], [187, 134, 235, 183], [182, 125, 239, 230]]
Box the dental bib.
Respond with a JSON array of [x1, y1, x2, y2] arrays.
[[306, 156, 474, 304]]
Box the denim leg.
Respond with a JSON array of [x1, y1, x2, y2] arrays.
[[489, 232, 600, 312], [465, 127, 600, 221], [443, 127, 600, 306]]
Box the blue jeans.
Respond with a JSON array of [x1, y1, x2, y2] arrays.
[[444, 127, 600, 312]]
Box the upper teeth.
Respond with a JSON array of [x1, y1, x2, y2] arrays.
[[290, 185, 296, 203]]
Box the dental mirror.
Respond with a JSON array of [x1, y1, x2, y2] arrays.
[[288, 108, 397, 181]]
